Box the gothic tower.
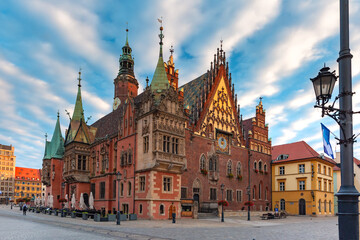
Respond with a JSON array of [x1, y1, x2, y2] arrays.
[[113, 28, 139, 110]]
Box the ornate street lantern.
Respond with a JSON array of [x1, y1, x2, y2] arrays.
[[310, 66, 337, 105]]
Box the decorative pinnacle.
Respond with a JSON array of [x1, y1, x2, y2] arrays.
[[220, 39, 223, 52], [146, 76, 149, 87], [170, 45, 174, 56], [78, 68, 82, 87], [259, 96, 263, 105], [57, 110, 60, 118], [125, 22, 129, 45], [45, 133, 48, 141]]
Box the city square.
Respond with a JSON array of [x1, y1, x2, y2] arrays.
[[0, 205, 338, 240]]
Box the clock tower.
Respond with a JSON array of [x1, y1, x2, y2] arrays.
[[113, 28, 139, 110]]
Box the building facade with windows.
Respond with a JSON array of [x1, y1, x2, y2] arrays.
[[42, 26, 272, 219], [14, 167, 42, 203], [0, 144, 16, 204], [272, 141, 336, 216]]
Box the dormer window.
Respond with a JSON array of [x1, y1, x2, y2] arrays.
[[276, 154, 289, 160]]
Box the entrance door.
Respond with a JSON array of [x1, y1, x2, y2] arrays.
[[299, 198, 306, 215], [83, 193, 89, 208]]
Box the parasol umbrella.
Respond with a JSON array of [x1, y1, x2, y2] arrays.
[[71, 193, 76, 209], [89, 192, 94, 210]]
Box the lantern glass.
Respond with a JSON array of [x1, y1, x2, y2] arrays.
[[310, 66, 337, 103], [116, 171, 122, 181]]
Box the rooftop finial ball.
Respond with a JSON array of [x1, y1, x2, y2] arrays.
[[160, 26, 163, 31]]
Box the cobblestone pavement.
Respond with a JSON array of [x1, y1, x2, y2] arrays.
[[0, 205, 338, 240]]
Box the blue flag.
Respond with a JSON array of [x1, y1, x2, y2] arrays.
[[321, 123, 334, 159]]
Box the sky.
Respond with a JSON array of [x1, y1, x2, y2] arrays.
[[1, 0, 360, 169]]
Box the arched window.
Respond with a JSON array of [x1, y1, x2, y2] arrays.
[[252, 186, 256, 199], [280, 199, 285, 210], [265, 187, 268, 200], [318, 199, 321, 212], [254, 161, 257, 170], [209, 157, 213, 171], [227, 160, 232, 175], [236, 162, 241, 176], [160, 204, 164, 215], [128, 182, 131, 196], [128, 149, 132, 165], [324, 200, 327, 212], [264, 164, 267, 173], [120, 182, 124, 196], [200, 154, 206, 170], [258, 161, 262, 171], [139, 204, 143, 214], [259, 183, 262, 199], [214, 158, 218, 171], [329, 201, 332, 213]]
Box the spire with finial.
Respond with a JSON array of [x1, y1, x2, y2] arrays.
[[118, 26, 135, 76], [45, 133, 48, 142], [125, 22, 129, 46], [146, 76, 149, 88], [78, 68, 82, 87], [259, 96, 263, 106], [150, 18, 170, 92]]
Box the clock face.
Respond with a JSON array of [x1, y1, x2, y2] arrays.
[[218, 136, 227, 150], [113, 97, 121, 110]]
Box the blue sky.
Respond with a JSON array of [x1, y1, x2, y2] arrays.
[[1, 0, 360, 169]]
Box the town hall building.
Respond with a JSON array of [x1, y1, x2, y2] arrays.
[[42, 25, 272, 219]]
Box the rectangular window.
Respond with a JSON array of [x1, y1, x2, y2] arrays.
[[279, 166, 285, 175], [163, 177, 171, 192], [323, 166, 326, 175], [91, 183, 95, 198], [181, 187, 187, 199], [82, 156, 86, 170], [172, 137, 179, 154], [318, 164, 321, 173], [324, 180, 327, 191], [78, 155, 82, 170], [299, 180, 305, 190], [236, 190, 242, 202], [163, 136, 171, 153], [210, 188, 217, 200], [143, 136, 149, 153], [100, 182, 105, 199], [329, 182, 332, 192], [318, 180, 322, 190], [299, 164, 305, 173], [113, 180, 116, 199], [279, 182, 285, 191], [140, 176, 146, 191], [226, 189, 232, 202]]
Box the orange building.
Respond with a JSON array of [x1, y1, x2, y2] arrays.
[[14, 167, 42, 203], [0, 144, 16, 204]]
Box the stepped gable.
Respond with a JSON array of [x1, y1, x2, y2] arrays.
[[272, 141, 337, 165], [91, 105, 124, 139], [180, 72, 208, 110]]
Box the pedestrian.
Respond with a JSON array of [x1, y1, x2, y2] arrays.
[[23, 203, 27, 215]]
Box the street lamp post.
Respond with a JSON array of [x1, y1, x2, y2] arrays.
[[247, 150, 252, 221], [220, 183, 225, 222], [310, 1, 359, 238], [116, 171, 122, 225]]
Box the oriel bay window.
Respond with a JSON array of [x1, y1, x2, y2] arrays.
[[77, 155, 87, 171], [163, 177, 171, 192], [143, 136, 149, 153], [163, 136, 171, 153], [171, 137, 179, 154]]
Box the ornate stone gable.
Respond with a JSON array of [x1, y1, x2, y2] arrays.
[[196, 75, 242, 146]]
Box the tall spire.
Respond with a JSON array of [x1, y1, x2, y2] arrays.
[[49, 111, 65, 158], [118, 27, 134, 76], [150, 22, 170, 92], [72, 69, 84, 122]]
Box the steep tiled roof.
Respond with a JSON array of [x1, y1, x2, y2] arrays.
[[91, 105, 124, 139], [354, 157, 360, 166], [180, 72, 207, 110], [272, 141, 337, 165], [15, 167, 41, 181]]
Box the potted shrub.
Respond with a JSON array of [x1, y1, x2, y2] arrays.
[[120, 213, 127, 221], [200, 169, 208, 175], [259, 170, 264, 174], [82, 212, 88, 220], [237, 175, 243, 181], [227, 173, 234, 179], [129, 213, 137, 220], [94, 213, 101, 222], [54, 210, 59, 216], [254, 169, 259, 173], [107, 213, 116, 221], [71, 211, 76, 218], [218, 200, 229, 207]]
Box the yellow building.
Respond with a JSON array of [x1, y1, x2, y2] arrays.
[[0, 144, 16, 204], [14, 167, 42, 203], [272, 141, 336, 216]]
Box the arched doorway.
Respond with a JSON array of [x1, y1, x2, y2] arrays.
[[299, 198, 306, 215], [83, 193, 89, 208]]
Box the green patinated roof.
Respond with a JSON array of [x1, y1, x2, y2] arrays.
[[43, 114, 65, 160], [72, 84, 84, 122], [150, 53, 169, 92]]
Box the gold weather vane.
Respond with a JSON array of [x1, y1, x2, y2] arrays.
[[157, 16, 163, 26]]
